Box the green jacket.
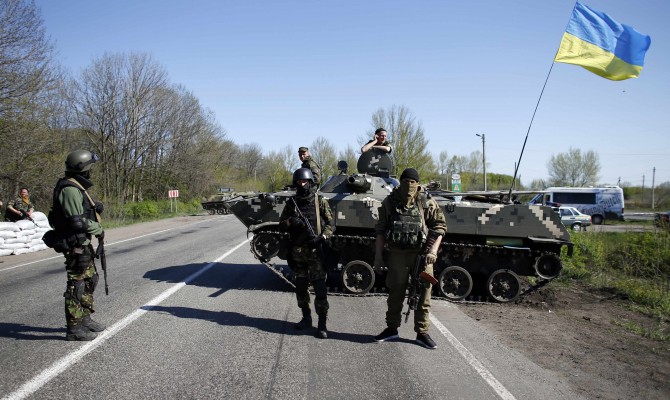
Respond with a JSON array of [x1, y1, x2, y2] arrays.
[[59, 186, 103, 241]]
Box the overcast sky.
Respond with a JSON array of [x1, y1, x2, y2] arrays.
[[35, 0, 669, 187]]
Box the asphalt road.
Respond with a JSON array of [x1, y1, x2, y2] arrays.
[[0, 215, 582, 400]]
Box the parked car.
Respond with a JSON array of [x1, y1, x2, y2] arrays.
[[555, 206, 592, 232], [654, 212, 670, 229]]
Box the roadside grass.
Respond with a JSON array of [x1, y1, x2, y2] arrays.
[[560, 229, 670, 341], [101, 199, 206, 229]]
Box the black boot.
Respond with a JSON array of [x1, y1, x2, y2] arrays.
[[295, 307, 312, 330], [66, 323, 98, 341], [81, 315, 106, 332], [316, 315, 327, 339]]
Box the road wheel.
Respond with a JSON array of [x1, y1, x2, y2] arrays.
[[251, 232, 280, 262], [592, 215, 604, 225], [437, 266, 473, 301], [341, 260, 374, 295], [486, 269, 521, 302], [571, 223, 582, 232]]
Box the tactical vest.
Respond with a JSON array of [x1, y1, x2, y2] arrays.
[[386, 195, 428, 249], [290, 193, 319, 245], [49, 178, 97, 236]]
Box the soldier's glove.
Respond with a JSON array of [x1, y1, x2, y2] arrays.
[[373, 258, 385, 274], [95, 202, 104, 214], [425, 252, 438, 265]]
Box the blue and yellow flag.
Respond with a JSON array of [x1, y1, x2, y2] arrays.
[[554, 2, 651, 80]]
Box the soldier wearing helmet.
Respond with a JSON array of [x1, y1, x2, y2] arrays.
[[278, 168, 335, 339], [48, 150, 106, 341], [297, 147, 322, 187]]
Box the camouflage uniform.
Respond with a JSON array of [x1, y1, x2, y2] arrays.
[[298, 146, 322, 186], [4, 196, 34, 222], [301, 157, 322, 186], [375, 186, 446, 333], [279, 193, 334, 313], [51, 179, 104, 335]]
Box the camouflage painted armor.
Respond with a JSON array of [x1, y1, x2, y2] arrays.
[[376, 187, 446, 333]]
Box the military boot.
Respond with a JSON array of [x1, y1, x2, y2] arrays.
[[316, 315, 327, 339], [66, 324, 98, 341], [295, 307, 312, 330], [81, 315, 106, 332]]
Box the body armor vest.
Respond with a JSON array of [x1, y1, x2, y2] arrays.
[[291, 193, 318, 245], [386, 196, 427, 249], [49, 178, 97, 236]]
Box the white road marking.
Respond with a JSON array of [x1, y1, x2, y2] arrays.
[[430, 314, 516, 400], [2, 239, 249, 400], [0, 218, 215, 273]]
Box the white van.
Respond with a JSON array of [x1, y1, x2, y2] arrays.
[[529, 186, 624, 225]]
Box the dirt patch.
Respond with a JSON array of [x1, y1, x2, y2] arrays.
[[459, 283, 670, 400]]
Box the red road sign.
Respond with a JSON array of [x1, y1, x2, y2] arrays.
[[168, 190, 179, 198]]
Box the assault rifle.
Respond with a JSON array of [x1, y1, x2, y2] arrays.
[[95, 234, 109, 295], [20, 210, 37, 226], [404, 254, 438, 323], [289, 197, 338, 270]]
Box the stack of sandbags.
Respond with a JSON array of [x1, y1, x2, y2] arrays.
[[0, 211, 51, 256]]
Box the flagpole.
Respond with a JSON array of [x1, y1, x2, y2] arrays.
[[508, 1, 578, 199]]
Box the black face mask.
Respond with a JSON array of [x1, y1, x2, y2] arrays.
[[296, 182, 311, 196]]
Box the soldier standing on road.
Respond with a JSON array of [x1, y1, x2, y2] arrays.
[[279, 168, 334, 339], [298, 147, 322, 187], [361, 128, 393, 154], [49, 150, 106, 341], [373, 168, 446, 349], [4, 188, 34, 222]]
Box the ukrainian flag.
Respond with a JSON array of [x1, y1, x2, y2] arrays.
[[554, 2, 651, 81]]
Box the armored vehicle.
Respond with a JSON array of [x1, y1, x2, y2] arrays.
[[226, 150, 572, 302], [202, 188, 236, 214]]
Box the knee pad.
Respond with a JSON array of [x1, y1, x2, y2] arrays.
[[87, 273, 99, 293], [64, 280, 86, 303]]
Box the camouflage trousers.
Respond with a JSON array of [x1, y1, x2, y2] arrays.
[[64, 245, 98, 326], [291, 245, 328, 316], [385, 249, 434, 333]]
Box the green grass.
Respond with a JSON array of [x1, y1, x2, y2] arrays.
[[560, 229, 670, 340]]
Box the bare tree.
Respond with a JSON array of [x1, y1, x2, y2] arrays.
[[370, 105, 432, 177], [265, 147, 293, 191], [0, 0, 56, 117], [547, 147, 600, 186], [309, 137, 337, 180], [338, 145, 358, 174]]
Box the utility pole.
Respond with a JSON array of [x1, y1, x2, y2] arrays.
[[476, 133, 486, 191], [652, 167, 656, 209]]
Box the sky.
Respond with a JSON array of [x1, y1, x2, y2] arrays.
[[34, 0, 669, 187]]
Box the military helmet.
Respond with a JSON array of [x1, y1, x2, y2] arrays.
[[65, 150, 99, 173], [292, 168, 314, 184]]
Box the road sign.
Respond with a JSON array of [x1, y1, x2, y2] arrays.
[[451, 174, 461, 192], [168, 190, 179, 198]]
